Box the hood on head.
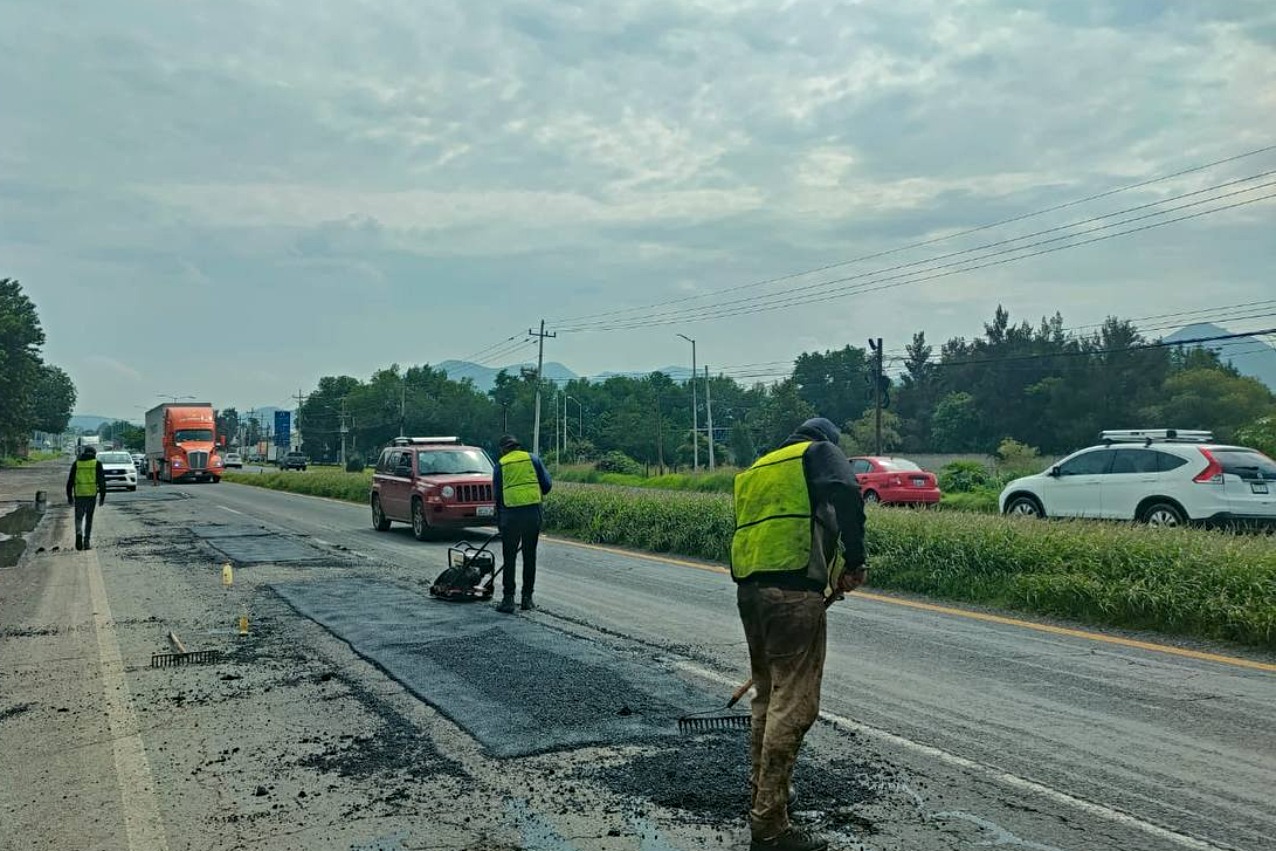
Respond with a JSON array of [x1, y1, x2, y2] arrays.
[[794, 417, 841, 444]]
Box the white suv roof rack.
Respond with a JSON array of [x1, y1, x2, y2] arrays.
[[392, 436, 461, 446], [1099, 429, 1214, 446]]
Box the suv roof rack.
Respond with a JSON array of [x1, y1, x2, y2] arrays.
[[391, 436, 461, 446], [1100, 429, 1214, 447]]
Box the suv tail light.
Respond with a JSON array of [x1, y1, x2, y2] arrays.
[[1193, 448, 1224, 484]]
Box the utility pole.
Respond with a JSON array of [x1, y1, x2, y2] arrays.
[[293, 389, 307, 451], [677, 334, 698, 472], [529, 320, 556, 455], [399, 377, 406, 438], [868, 337, 884, 456], [655, 394, 664, 474], [705, 365, 716, 471], [339, 397, 349, 466]]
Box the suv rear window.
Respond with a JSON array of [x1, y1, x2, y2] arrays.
[[1212, 449, 1276, 481]]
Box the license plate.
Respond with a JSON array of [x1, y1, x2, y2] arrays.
[[912, 478, 927, 487], [476, 505, 495, 517], [1253, 482, 1269, 494]]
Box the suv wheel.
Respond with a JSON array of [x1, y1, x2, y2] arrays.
[[1141, 502, 1185, 528], [412, 498, 431, 541], [1005, 495, 1044, 518], [372, 495, 391, 531]]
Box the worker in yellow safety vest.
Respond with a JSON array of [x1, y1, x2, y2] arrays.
[[492, 434, 552, 613], [731, 417, 867, 851], [65, 445, 107, 551]]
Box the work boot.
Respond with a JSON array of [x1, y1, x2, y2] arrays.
[[83, 537, 92, 551], [520, 593, 535, 611], [496, 593, 516, 614], [75, 534, 84, 551], [750, 827, 828, 851]]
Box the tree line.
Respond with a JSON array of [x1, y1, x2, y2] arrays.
[[0, 279, 77, 458], [290, 305, 1274, 467]]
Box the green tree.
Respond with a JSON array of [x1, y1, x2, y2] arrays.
[[1235, 416, 1276, 458], [730, 420, 756, 466], [792, 345, 870, 426], [32, 364, 76, 434], [0, 278, 46, 454], [1150, 369, 1274, 440], [842, 409, 902, 455], [930, 392, 981, 452]]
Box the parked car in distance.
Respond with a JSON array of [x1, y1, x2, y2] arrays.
[[223, 452, 243, 469], [848, 456, 942, 505], [98, 451, 138, 492], [370, 436, 496, 539], [999, 429, 1276, 527], [131, 453, 146, 471], [277, 451, 308, 471]]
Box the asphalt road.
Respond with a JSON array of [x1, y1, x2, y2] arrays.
[[3, 469, 1274, 851]]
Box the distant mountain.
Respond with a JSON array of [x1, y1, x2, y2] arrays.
[[1164, 323, 1276, 390], [436, 360, 579, 392], [68, 415, 118, 432]]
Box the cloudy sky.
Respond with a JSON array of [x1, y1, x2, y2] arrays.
[[4, 0, 1275, 418]]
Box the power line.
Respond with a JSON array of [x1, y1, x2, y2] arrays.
[[551, 143, 1276, 327], [561, 178, 1276, 332], [572, 190, 1276, 333]]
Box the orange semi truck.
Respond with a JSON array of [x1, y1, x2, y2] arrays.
[[144, 403, 226, 483]]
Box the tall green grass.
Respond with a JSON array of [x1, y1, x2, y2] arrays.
[[554, 465, 739, 493], [543, 483, 1276, 648], [223, 469, 372, 503]]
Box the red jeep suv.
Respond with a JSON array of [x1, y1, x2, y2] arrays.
[[370, 437, 497, 539]]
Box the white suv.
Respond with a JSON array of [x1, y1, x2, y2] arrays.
[[97, 451, 139, 492], [999, 430, 1276, 527]]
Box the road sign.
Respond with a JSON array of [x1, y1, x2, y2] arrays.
[[274, 411, 291, 447]]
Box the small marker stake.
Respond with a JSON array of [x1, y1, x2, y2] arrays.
[[221, 562, 234, 588]]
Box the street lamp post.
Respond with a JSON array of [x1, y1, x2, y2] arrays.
[[566, 395, 583, 462], [677, 334, 698, 472]]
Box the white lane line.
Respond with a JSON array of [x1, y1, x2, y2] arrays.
[[675, 661, 1233, 851], [313, 538, 333, 547], [218, 506, 244, 516], [87, 552, 170, 851]]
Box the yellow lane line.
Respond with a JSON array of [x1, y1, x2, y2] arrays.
[[544, 536, 1276, 674]]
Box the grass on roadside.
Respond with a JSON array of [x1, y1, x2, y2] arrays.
[[223, 469, 372, 503]]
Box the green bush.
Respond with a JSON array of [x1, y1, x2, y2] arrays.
[[937, 490, 1000, 513], [542, 482, 1276, 648], [345, 457, 366, 473], [939, 460, 995, 493], [595, 451, 644, 476]]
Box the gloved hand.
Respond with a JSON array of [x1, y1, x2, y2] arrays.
[[98, 494, 106, 506], [67, 496, 74, 506], [837, 566, 868, 593]]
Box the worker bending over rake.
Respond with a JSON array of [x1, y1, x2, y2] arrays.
[[732, 417, 867, 851]]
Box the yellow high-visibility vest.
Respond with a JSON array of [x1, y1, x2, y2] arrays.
[[731, 441, 814, 579], [73, 459, 98, 498], [501, 450, 542, 508]]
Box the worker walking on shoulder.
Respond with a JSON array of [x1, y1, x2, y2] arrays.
[[66, 445, 107, 551], [492, 434, 552, 614], [731, 417, 867, 851]]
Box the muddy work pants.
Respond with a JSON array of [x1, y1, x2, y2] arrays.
[[500, 507, 541, 598], [737, 583, 827, 840], [73, 497, 98, 543]]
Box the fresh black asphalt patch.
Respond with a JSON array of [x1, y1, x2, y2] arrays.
[[271, 578, 709, 757], [188, 523, 321, 564]]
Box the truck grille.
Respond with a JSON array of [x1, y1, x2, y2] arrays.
[[457, 484, 493, 504], [188, 451, 209, 471]]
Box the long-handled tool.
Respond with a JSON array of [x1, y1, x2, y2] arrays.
[[151, 630, 222, 668], [677, 593, 843, 733]]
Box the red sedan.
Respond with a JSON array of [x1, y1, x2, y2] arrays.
[[848, 456, 941, 506]]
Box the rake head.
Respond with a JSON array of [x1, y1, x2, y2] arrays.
[[678, 713, 752, 733], [151, 649, 222, 668]]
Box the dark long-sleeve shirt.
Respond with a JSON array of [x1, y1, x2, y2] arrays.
[[492, 452, 552, 516], [66, 459, 107, 501]]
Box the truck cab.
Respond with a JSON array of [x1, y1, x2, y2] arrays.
[[145, 403, 225, 483], [370, 437, 496, 539]]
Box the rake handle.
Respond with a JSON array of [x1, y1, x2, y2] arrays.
[[725, 593, 844, 709]]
